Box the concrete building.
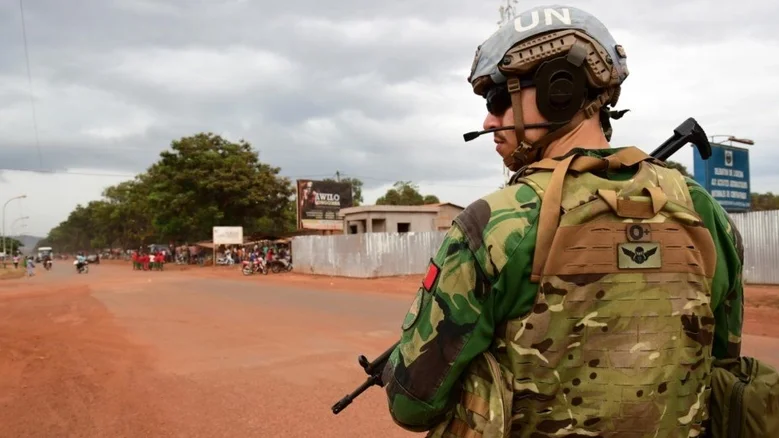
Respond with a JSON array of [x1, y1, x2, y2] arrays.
[[340, 203, 465, 234]]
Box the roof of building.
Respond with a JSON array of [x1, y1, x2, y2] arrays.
[[340, 202, 465, 216]]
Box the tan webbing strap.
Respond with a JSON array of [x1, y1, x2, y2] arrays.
[[507, 78, 524, 134], [596, 188, 666, 219], [569, 155, 613, 172], [644, 186, 668, 214], [446, 418, 483, 438], [606, 146, 653, 167], [527, 146, 653, 173], [531, 154, 576, 282], [597, 189, 619, 212], [462, 392, 490, 418], [526, 157, 565, 171]]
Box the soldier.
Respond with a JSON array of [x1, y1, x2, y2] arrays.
[[381, 5, 744, 437]]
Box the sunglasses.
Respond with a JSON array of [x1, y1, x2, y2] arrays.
[[484, 79, 535, 116], [485, 86, 511, 116]]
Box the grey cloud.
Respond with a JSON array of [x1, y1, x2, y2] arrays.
[[2, 0, 778, 199]]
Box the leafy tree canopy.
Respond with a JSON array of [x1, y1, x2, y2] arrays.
[[41, 133, 296, 252], [376, 181, 440, 206]]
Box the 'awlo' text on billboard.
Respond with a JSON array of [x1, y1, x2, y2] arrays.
[[296, 180, 353, 230]]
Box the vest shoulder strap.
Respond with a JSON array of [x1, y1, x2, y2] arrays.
[[512, 147, 694, 282]]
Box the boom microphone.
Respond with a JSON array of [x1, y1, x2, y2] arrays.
[[462, 122, 558, 142], [463, 126, 515, 142]]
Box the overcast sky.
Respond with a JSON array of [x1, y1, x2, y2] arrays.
[[1, 0, 778, 237]]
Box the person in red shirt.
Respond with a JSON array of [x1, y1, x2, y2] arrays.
[[156, 252, 165, 271]]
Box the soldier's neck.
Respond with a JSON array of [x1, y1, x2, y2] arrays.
[[543, 118, 610, 159]]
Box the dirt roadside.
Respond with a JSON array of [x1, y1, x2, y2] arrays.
[[1, 262, 777, 437]]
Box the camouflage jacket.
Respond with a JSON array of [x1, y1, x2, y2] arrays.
[[381, 148, 745, 431]]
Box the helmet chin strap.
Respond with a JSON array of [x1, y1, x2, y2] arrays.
[[502, 77, 612, 172]]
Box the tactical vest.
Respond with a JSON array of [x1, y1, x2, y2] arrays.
[[427, 147, 717, 438]]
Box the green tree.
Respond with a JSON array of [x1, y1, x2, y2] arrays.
[[423, 194, 440, 204], [252, 200, 297, 235], [102, 179, 155, 248], [144, 132, 295, 241], [5, 238, 23, 254], [376, 181, 440, 206], [41, 132, 297, 251], [751, 192, 779, 211]]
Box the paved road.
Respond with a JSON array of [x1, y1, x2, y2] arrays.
[[1, 262, 777, 437]]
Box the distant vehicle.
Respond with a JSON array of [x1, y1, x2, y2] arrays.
[[74, 259, 89, 274], [86, 254, 100, 264], [36, 247, 53, 263]]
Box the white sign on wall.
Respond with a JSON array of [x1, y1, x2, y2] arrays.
[[212, 226, 244, 245]]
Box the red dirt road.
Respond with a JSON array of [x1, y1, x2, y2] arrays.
[[1, 262, 778, 437]]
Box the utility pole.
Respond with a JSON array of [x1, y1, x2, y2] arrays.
[[3, 194, 27, 262]]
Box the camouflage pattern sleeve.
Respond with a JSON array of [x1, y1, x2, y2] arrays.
[[381, 184, 542, 431], [688, 180, 745, 359], [380, 223, 495, 431]]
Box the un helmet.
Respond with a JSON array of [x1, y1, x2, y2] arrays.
[[468, 5, 629, 170]]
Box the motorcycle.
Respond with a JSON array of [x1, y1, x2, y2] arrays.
[[268, 256, 293, 274], [73, 260, 89, 274], [242, 259, 268, 276], [216, 256, 235, 266]]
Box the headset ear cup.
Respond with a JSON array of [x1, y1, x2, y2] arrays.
[[534, 57, 587, 123]]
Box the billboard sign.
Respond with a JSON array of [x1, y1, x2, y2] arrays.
[[213, 226, 244, 245], [296, 179, 353, 230], [693, 142, 751, 212]]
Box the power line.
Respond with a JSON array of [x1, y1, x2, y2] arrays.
[[18, 0, 43, 168]]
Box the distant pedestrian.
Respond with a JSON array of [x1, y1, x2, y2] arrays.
[[25, 257, 35, 277]]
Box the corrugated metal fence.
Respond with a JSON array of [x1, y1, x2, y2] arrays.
[[293, 210, 779, 283], [292, 232, 446, 278], [730, 210, 779, 285]]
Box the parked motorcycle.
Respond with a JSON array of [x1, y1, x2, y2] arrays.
[[216, 256, 235, 266], [242, 259, 268, 276], [268, 257, 293, 274]]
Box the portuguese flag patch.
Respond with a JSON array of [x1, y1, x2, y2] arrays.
[[422, 259, 441, 292]]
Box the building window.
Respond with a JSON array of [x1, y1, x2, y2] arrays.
[[397, 223, 410, 233]]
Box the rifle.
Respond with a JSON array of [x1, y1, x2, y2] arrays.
[[330, 117, 712, 415], [331, 341, 398, 414]]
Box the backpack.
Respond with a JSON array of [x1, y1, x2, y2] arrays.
[[708, 357, 779, 437]]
